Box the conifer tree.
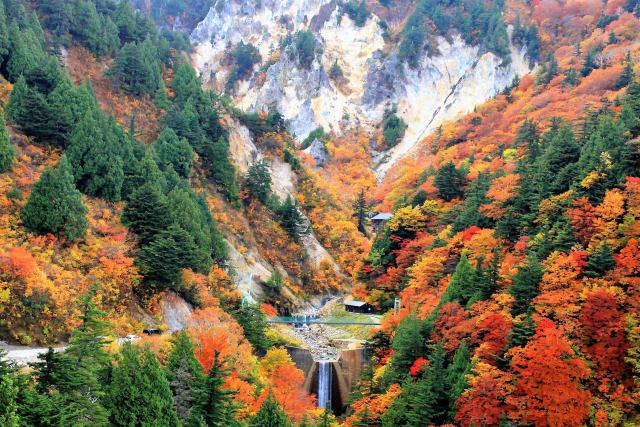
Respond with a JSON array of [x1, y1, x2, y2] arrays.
[[615, 51, 634, 89], [171, 359, 197, 422], [21, 156, 87, 241], [245, 160, 272, 204], [509, 256, 543, 317], [441, 253, 476, 306], [446, 341, 471, 420], [231, 304, 272, 354], [406, 343, 448, 426], [276, 196, 310, 241], [385, 312, 425, 385], [108, 344, 179, 427], [166, 332, 205, 421], [509, 312, 536, 349], [0, 376, 20, 427], [535, 124, 580, 197], [156, 127, 194, 178], [189, 352, 239, 427], [250, 393, 291, 427], [434, 161, 463, 201], [452, 171, 492, 232], [352, 188, 369, 236], [585, 242, 616, 278], [122, 183, 172, 245], [136, 224, 200, 290], [0, 110, 15, 173], [66, 110, 127, 201], [56, 288, 112, 425]]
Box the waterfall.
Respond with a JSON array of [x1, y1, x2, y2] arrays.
[[317, 361, 331, 410]]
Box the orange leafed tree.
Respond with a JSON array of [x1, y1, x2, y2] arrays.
[[455, 362, 515, 427], [507, 319, 591, 427], [579, 288, 629, 380]]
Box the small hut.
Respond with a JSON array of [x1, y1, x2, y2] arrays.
[[344, 300, 372, 314], [371, 212, 392, 233]]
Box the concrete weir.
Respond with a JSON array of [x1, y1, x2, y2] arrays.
[[286, 346, 368, 415]]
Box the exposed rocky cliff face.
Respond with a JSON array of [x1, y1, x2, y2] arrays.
[[191, 0, 531, 178]]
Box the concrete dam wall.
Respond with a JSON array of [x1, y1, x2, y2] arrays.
[[286, 346, 368, 415]]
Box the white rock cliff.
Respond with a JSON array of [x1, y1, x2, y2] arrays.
[[190, 0, 531, 178]]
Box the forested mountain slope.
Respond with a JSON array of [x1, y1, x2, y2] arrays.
[[0, 0, 639, 426], [346, 1, 640, 426]]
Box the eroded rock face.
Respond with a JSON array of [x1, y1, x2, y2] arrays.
[[302, 138, 329, 166], [191, 1, 531, 175]]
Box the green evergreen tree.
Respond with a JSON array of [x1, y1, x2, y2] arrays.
[[0, 109, 15, 172], [509, 256, 543, 317], [56, 288, 112, 426], [231, 305, 272, 354], [122, 183, 172, 245], [171, 358, 198, 422], [109, 39, 161, 95], [265, 268, 284, 292], [190, 352, 240, 427], [508, 312, 536, 349], [167, 331, 205, 421], [446, 341, 471, 420], [30, 346, 71, 394], [66, 111, 127, 201], [534, 124, 580, 197], [276, 196, 310, 241], [585, 242, 616, 278], [21, 156, 87, 241], [434, 161, 463, 201], [245, 160, 272, 204], [406, 343, 448, 426], [441, 253, 476, 306], [108, 344, 179, 426], [136, 224, 200, 290], [452, 171, 493, 232], [209, 136, 239, 202], [385, 312, 425, 385], [156, 127, 194, 178], [352, 188, 369, 236], [615, 51, 634, 89], [250, 393, 291, 427], [581, 47, 599, 77], [563, 67, 579, 87], [0, 376, 20, 427]]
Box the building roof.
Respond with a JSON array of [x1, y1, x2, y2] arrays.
[[371, 212, 392, 221], [345, 300, 368, 307]]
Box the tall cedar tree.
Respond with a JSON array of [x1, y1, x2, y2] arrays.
[[277, 196, 310, 241], [21, 156, 87, 241], [231, 304, 272, 354], [156, 127, 194, 179], [245, 160, 272, 204], [122, 183, 172, 245], [385, 312, 425, 386], [440, 253, 476, 306], [509, 256, 543, 317], [250, 393, 292, 427], [0, 109, 14, 172], [166, 332, 205, 421], [107, 344, 179, 426], [136, 224, 200, 290], [56, 288, 112, 425], [446, 341, 472, 420], [408, 343, 448, 426], [434, 161, 463, 201], [189, 352, 240, 427], [352, 188, 369, 236]]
